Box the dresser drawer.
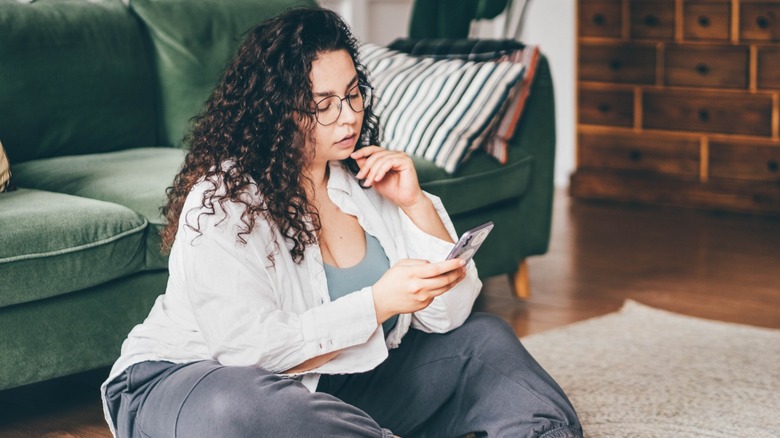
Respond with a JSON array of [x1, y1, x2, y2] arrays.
[[710, 141, 780, 182], [580, 0, 622, 38], [579, 44, 657, 84], [579, 131, 700, 175], [630, 0, 676, 40], [740, 3, 780, 41], [757, 46, 780, 89], [579, 89, 635, 127], [643, 91, 773, 136], [683, 1, 731, 41], [665, 45, 749, 88]]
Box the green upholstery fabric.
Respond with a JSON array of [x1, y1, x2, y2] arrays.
[[12, 148, 187, 270], [128, 0, 316, 146], [0, 270, 166, 390], [415, 150, 532, 216], [0, 0, 157, 164], [410, 0, 509, 39], [0, 189, 146, 308]]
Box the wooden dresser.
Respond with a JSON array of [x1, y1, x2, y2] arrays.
[[573, 0, 780, 215]]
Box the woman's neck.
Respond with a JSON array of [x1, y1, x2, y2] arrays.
[[304, 161, 330, 200]]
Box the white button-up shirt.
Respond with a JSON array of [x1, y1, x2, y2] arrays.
[[101, 161, 482, 435]]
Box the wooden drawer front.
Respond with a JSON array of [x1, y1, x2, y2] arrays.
[[683, 1, 731, 41], [580, 0, 622, 38], [579, 131, 700, 175], [579, 89, 635, 127], [710, 141, 780, 182], [757, 46, 780, 89], [579, 44, 656, 84], [740, 3, 780, 41], [643, 91, 773, 136], [630, 0, 676, 40], [665, 45, 749, 88]]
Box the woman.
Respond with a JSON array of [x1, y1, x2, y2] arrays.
[[102, 8, 582, 438]]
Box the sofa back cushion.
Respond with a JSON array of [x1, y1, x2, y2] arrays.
[[129, 0, 316, 147], [0, 0, 158, 164]]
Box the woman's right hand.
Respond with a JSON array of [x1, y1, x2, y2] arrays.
[[371, 258, 467, 324]]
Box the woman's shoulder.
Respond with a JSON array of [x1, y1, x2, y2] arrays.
[[180, 164, 269, 235]]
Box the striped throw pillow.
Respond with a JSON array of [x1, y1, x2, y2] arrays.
[[360, 44, 526, 174]]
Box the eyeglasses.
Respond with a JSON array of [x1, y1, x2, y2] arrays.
[[310, 84, 373, 126]]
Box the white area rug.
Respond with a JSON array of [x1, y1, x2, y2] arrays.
[[521, 300, 780, 438]]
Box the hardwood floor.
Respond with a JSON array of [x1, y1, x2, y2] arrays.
[[1, 190, 779, 437]]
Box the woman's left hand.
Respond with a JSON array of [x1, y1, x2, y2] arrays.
[[351, 146, 425, 208]]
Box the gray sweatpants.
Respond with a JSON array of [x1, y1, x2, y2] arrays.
[[105, 313, 582, 438]]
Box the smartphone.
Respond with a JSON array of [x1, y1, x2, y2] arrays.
[[445, 221, 494, 263]]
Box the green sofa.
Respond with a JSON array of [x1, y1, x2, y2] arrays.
[[0, 0, 555, 391]]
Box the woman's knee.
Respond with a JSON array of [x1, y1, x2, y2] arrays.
[[178, 366, 383, 437], [458, 312, 519, 345]]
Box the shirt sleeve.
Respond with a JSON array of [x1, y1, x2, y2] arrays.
[[397, 192, 483, 333], [176, 200, 381, 374]]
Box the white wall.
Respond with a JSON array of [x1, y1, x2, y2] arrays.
[[504, 0, 576, 188], [319, 0, 576, 187]]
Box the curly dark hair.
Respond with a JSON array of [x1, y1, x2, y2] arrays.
[[160, 7, 381, 263]]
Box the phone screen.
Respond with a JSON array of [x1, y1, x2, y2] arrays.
[[445, 221, 494, 263]]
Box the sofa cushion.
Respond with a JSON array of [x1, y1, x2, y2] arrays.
[[128, 0, 316, 146], [0, 189, 147, 309], [12, 148, 186, 270], [414, 149, 533, 216], [0, 0, 157, 164]]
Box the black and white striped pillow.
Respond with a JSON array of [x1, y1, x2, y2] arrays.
[[360, 44, 526, 173]]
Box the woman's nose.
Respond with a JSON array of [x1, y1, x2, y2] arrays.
[[338, 100, 358, 124]]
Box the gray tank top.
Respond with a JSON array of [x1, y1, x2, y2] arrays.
[[323, 231, 398, 335]]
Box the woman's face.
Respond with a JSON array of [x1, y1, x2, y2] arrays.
[[306, 50, 365, 170]]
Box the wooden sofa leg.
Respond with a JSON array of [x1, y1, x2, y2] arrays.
[[510, 259, 531, 299]]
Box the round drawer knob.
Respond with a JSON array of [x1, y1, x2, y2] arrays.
[[695, 63, 711, 75], [597, 103, 611, 113], [593, 13, 606, 25], [698, 109, 711, 122], [698, 16, 711, 27], [768, 160, 779, 173], [629, 150, 643, 162], [643, 15, 659, 26], [609, 59, 623, 70], [757, 16, 770, 29]]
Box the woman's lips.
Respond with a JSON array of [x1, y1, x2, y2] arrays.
[[335, 134, 356, 147]]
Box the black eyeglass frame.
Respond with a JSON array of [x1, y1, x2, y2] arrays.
[[306, 84, 374, 126]]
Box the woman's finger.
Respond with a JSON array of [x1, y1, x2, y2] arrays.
[[416, 259, 466, 278], [355, 149, 391, 179], [351, 145, 382, 159], [368, 156, 400, 183], [419, 266, 465, 291]]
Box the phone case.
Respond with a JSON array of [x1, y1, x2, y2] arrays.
[[446, 221, 494, 263]]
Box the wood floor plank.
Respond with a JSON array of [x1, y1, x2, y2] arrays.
[[1, 190, 778, 437]]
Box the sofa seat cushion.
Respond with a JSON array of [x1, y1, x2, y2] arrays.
[[415, 149, 533, 216], [0, 189, 147, 309], [12, 148, 186, 270]]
